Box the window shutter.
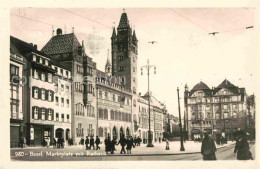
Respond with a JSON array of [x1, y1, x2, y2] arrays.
[[52, 109, 54, 120], [38, 88, 42, 99], [38, 107, 42, 119], [32, 86, 35, 98], [45, 90, 48, 101], [51, 91, 54, 102], [32, 106, 35, 119]]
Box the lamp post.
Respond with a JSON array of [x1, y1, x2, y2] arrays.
[[177, 87, 185, 151], [141, 59, 156, 147]]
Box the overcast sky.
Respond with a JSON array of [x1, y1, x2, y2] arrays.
[[10, 8, 258, 117]]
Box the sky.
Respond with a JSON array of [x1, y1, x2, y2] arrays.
[[10, 8, 258, 117]]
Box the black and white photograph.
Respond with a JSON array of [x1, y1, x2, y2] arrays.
[[0, 2, 259, 169]]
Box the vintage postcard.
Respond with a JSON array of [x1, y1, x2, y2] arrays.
[[0, 1, 259, 169]]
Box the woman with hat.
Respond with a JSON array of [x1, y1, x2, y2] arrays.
[[234, 131, 253, 160]]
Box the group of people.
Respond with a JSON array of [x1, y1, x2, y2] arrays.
[[82, 136, 101, 150], [52, 137, 65, 149], [104, 135, 142, 154], [201, 130, 253, 160]]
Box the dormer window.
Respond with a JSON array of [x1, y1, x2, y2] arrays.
[[33, 55, 37, 61], [45, 60, 49, 66]]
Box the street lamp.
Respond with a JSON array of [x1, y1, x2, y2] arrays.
[[177, 87, 185, 151], [141, 59, 156, 147]]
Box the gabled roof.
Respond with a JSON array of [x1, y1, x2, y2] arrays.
[[10, 36, 50, 58], [41, 33, 81, 55], [191, 81, 210, 91], [216, 79, 236, 89], [117, 12, 129, 29]]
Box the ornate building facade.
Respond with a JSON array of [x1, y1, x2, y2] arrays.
[[184, 80, 248, 141]]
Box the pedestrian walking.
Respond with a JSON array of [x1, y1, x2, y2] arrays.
[[134, 136, 137, 147], [85, 136, 89, 150], [111, 138, 117, 154], [90, 136, 95, 150], [130, 136, 135, 148], [117, 134, 126, 154], [165, 139, 170, 150], [104, 136, 111, 154], [201, 132, 217, 160], [126, 137, 133, 154], [159, 137, 161, 143], [23, 137, 27, 148], [137, 136, 141, 146], [234, 131, 253, 160], [95, 136, 101, 150]]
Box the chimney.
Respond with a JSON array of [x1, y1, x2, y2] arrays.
[[57, 28, 62, 35], [29, 43, 33, 47], [33, 44, 37, 50]]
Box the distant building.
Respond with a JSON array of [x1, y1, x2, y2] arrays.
[[184, 80, 248, 141]]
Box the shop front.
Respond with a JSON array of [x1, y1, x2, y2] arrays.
[[28, 124, 54, 146]]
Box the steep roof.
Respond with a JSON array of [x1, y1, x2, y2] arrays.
[[132, 30, 137, 41], [216, 79, 236, 89], [10, 41, 22, 56], [41, 33, 81, 55], [117, 12, 129, 29], [191, 81, 210, 91], [111, 27, 117, 38], [10, 36, 50, 58]]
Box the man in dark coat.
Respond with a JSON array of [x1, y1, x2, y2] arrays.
[[104, 136, 111, 154], [95, 136, 101, 150], [234, 131, 253, 160], [61, 137, 65, 148], [117, 134, 126, 154], [85, 136, 89, 150], [201, 132, 217, 160], [90, 136, 95, 150], [110, 138, 117, 154]]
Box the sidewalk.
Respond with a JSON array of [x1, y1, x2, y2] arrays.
[[11, 141, 236, 156]]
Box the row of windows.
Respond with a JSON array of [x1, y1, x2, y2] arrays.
[[55, 96, 69, 107], [98, 90, 131, 106], [32, 87, 54, 102], [191, 104, 239, 111], [32, 69, 53, 83], [191, 112, 241, 120], [54, 84, 70, 93], [98, 109, 131, 122], [32, 55, 50, 67], [76, 123, 94, 137], [75, 103, 95, 117], [32, 107, 54, 120], [53, 66, 70, 78]]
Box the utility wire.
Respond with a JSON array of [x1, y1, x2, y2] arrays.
[[60, 8, 111, 28], [169, 8, 209, 33], [11, 13, 60, 27]]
